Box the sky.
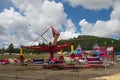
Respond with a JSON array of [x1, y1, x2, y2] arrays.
[[0, 0, 120, 48]]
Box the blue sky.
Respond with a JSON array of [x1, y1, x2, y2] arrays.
[[0, 0, 120, 47], [65, 6, 112, 23], [63, 3, 113, 32], [0, 0, 12, 12]]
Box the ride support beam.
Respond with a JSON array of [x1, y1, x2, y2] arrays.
[[19, 48, 24, 65], [50, 51, 54, 58], [20, 48, 23, 55], [71, 45, 74, 53], [60, 49, 63, 56]]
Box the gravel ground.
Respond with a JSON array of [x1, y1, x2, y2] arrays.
[[0, 64, 120, 80]]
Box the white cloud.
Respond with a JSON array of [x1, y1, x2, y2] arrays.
[[11, 0, 79, 43], [60, 31, 79, 40], [0, 0, 79, 48], [60, 19, 79, 40], [65, 19, 76, 32], [0, 7, 34, 47], [66, 0, 114, 10], [12, 0, 67, 32], [0, 25, 7, 36], [79, 0, 120, 38], [110, 0, 120, 20]]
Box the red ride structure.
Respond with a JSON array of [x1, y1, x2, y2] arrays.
[[21, 26, 73, 63]]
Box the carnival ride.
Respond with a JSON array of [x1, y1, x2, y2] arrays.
[[20, 26, 73, 65], [19, 26, 115, 69], [85, 43, 115, 68]]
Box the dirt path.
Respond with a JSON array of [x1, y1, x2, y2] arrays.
[[0, 64, 120, 80], [94, 73, 120, 80]]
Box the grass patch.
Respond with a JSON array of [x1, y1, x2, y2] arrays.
[[0, 53, 69, 59]]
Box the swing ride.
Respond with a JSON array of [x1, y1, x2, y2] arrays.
[[20, 26, 73, 64]]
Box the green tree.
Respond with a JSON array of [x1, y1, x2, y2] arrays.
[[1, 47, 6, 54], [7, 43, 14, 53], [38, 42, 41, 46], [14, 47, 20, 53]]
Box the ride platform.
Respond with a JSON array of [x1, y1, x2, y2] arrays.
[[43, 63, 105, 69]]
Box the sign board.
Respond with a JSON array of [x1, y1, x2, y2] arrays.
[[106, 46, 114, 52], [116, 55, 120, 61]]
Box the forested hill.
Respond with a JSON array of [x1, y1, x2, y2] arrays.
[[57, 35, 120, 51], [1, 35, 120, 54]]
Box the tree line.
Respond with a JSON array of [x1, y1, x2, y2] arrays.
[[0, 35, 120, 54]]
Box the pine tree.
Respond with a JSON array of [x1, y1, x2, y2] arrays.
[[7, 43, 14, 53]]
